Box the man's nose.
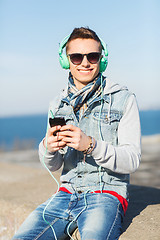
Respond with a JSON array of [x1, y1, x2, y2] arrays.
[[81, 55, 90, 67]]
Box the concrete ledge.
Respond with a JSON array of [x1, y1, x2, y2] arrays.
[[120, 185, 160, 239]]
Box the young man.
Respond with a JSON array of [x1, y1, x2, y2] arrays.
[[12, 27, 141, 240]]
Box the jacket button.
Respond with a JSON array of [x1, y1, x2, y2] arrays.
[[78, 190, 83, 194]]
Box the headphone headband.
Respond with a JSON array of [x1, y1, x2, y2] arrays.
[[59, 35, 108, 72]]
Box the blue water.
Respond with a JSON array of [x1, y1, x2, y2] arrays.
[[0, 114, 47, 151], [0, 110, 160, 150], [139, 110, 160, 136]]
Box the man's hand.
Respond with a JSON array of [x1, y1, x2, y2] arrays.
[[43, 125, 67, 152], [58, 124, 91, 152]]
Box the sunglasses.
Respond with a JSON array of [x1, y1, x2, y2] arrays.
[[67, 52, 101, 65]]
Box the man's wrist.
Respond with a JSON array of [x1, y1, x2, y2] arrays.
[[82, 136, 96, 155]]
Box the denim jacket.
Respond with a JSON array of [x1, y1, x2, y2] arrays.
[[39, 78, 141, 200]]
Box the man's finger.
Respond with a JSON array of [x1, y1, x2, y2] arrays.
[[60, 124, 77, 132], [48, 125, 61, 135]]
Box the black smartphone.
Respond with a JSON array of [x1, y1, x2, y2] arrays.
[[49, 117, 66, 127], [49, 117, 66, 136]]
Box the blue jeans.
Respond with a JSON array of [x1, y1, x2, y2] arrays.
[[12, 191, 124, 240]]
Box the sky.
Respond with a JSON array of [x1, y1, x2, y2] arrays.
[[0, 0, 160, 117]]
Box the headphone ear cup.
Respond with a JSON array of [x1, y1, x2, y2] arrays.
[[59, 54, 70, 69], [99, 57, 108, 73]]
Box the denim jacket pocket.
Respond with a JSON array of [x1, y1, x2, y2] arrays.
[[92, 111, 122, 143], [93, 111, 122, 124]]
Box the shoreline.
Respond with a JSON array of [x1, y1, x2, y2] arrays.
[[1, 133, 160, 151], [1, 132, 160, 152], [141, 133, 160, 142]]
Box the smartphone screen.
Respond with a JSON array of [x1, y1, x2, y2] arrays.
[[49, 117, 66, 127]]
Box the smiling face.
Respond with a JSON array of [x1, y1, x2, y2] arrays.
[[67, 38, 101, 90]]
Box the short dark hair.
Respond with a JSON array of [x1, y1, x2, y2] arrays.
[[66, 27, 102, 52]]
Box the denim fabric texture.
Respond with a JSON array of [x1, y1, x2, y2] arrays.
[[12, 191, 124, 240], [48, 82, 131, 199]]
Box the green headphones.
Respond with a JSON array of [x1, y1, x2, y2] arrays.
[[58, 35, 108, 73]]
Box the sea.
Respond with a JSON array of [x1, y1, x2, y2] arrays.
[[0, 110, 160, 151]]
